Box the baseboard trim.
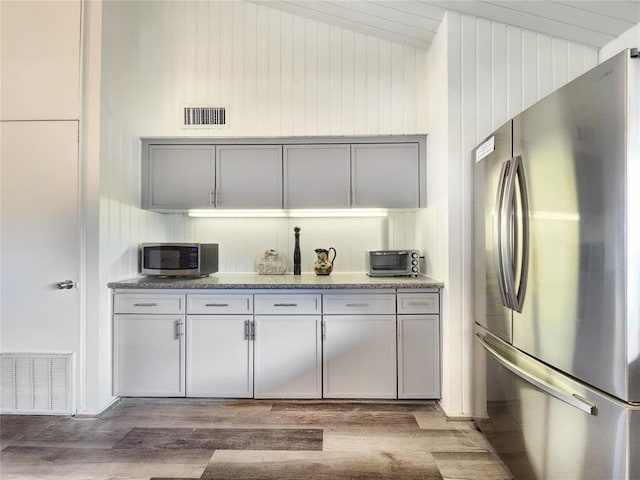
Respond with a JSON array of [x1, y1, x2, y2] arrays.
[[74, 396, 120, 418]]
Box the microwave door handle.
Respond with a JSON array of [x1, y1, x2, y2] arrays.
[[494, 160, 511, 309]]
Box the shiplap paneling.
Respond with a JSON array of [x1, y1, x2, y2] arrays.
[[118, 1, 426, 276], [100, 0, 180, 292], [420, 11, 598, 417], [134, 1, 424, 138], [182, 216, 396, 273]]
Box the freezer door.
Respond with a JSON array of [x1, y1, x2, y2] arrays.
[[475, 329, 640, 480], [512, 51, 640, 403], [473, 122, 513, 343]]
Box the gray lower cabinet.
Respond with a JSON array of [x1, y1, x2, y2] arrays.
[[186, 315, 254, 397], [185, 293, 254, 397], [322, 293, 397, 399], [114, 314, 186, 396], [323, 314, 397, 398], [253, 315, 322, 398], [113, 289, 440, 399], [113, 293, 186, 397], [253, 294, 322, 398], [397, 292, 441, 399]]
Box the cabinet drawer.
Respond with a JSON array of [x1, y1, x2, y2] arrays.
[[187, 294, 253, 314], [323, 294, 396, 314], [113, 294, 185, 314], [254, 294, 320, 314], [397, 293, 439, 314]]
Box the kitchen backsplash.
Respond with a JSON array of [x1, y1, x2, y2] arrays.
[[181, 212, 418, 273]]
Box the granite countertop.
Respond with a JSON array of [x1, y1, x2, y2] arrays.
[[108, 273, 443, 290]]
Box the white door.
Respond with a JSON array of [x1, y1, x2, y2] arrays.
[[186, 315, 254, 398], [0, 121, 80, 354], [254, 315, 322, 398]]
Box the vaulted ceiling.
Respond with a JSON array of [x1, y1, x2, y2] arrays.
[[252, 1, 639, 49]]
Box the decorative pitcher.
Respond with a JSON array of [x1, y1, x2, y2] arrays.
[[313, 247, 336, 275]]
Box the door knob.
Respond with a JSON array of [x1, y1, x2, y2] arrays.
[[56, 280, 75, 290]]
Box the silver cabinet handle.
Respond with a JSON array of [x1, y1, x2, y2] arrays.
[[273, 303, 297, 307], [250, 320, 256, 340], [209, 189, 215, 206], [56, 280, 75, 290], [205, 303, 229, 307], [321, 320, 326, 341], [477, 334, 596, 415], [175, 320, 181, 340], [346, 303, 369, 307], [244, 320, 250, 340], [134, 302, 158, 307]]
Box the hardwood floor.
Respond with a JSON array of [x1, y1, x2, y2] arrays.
[[0, 399, 513, 480]]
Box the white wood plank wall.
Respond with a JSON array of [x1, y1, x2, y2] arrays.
[[182, 216, 393, 273], [100, 0, 180, 284], [100, 1, 426, 277], [420, 12, 598, 417], [135, 1, 425, 137]]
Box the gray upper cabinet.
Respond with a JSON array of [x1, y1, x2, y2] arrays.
[[283, 144, 351, 208], [351, 143, 420, 208], [141, 136, 425, 211], [144, 145, 215, 210], [215, 145, 283, 209]]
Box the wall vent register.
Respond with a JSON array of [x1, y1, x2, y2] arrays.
[[183, 106, 227, 127]]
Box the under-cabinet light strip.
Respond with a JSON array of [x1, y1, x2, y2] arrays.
[[187, 209, 389, 218]]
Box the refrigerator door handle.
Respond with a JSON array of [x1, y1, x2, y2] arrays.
[[501, 156, 529, 312], [494, 160, 512, 309], [477, 333, 597, 416], [513, 156, 530, 312]]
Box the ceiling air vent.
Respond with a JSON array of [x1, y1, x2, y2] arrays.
[[183, 106, 227, 128]]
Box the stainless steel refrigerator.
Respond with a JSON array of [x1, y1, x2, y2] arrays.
[[473, 48, 640, 480]]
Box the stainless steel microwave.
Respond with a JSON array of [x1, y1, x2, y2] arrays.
[[366, 250, 420, 277], [140, 243, 219, 277]]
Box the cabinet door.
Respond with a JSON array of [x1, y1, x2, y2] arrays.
[[398, 315, 440, 399], [283, 144, 351, 208], [351, 143, 419, 208], [323, 315, 396, 398], [186, 315, 253, 397], [144, 145, 215, 209], [114, 315, 185, 396], [254, 316, 322, 398], [215, 145, 282, 208]]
